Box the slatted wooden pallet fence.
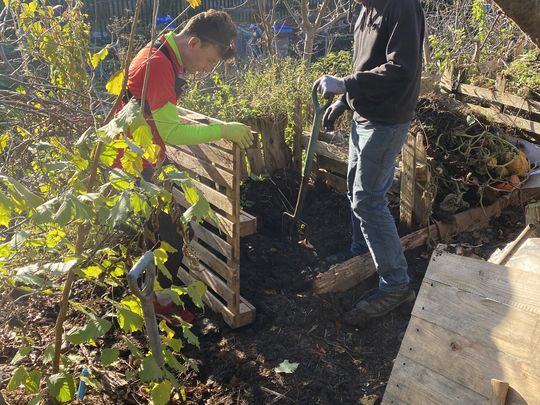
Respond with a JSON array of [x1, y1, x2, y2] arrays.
[[440, 69, 540, 141], [166, 107, 257, 328]]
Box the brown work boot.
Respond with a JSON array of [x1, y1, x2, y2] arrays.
[[342, 287, 416, 327]]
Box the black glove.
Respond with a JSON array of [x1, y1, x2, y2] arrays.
[[322, 100, 347, 131]]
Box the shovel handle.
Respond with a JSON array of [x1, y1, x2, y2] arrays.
[[312, 82, 334, 114]]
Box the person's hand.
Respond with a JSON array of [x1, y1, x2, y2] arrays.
[[323, 100, 347, 131], [315, 75, 346, 98], [220, 122, 253, 149]]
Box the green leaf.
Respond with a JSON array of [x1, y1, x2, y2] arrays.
[[154, 247, 172, 280], [47, 372, 76, 402], [52, 197, 73, 226], [14, 264, 46, 287], [139, 356, 163, 383], [70, 195, 94, 221], [108, 191, 131, 228], [8, 177, 44, 209], [90, 47, 109, 69], [130, 192, 151, 219], [0, 131, 8, 152], [164, 349, 186, 372], [106, 70, 124, 96], [181, 324, 199, 348], [99, 142, 119, 166], [80, 265, 102, 279], [28, 394, 44, 405], [11, 346, 32, 365], [151, 380, 172, 405], [187, 280, 207, 309], [80, 374, 103, 390], [0, 193, 12, 227], [42, 259, 77, 277], [122, 336, 142, 358], [65, 314, 111, 344], [7, 366, 28, 391], [274, 360, 299, 374], [42, 344, 55, 364], [116, 296, 144, 332], [24, 369, 41, 394], [32, 197, 60, 225], [100, 348, 119, 366]]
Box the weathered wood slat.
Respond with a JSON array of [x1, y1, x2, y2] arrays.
[[317, 169, 347, 194], [171, 143, 235, 171], [300, 134, 348, 161], [176, 107, 234, 152], [440, 80, 540, 116], [166, 145, 234, 189], [465, 103, 540, 137], [172, 188, 234, 238], [400, 132, 416, 230], [383, 353, 487, 404], [317, 155, 347, 176], [239, 210, 257, 237], [177, 264, 255, 328], [396, 316, 534, 404], [191, 178, 234, 215], [190, 222, 233, 259], [425, 251, 540, 315], [190, 240, 236, 281], [181, 256, 234, 304], [413, 278, 540, 365]]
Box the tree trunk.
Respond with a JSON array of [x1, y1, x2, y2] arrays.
[[492, 0, 540, 48], [302, 28, 316, 64]]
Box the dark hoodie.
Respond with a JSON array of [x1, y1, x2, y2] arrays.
[[343, 0, 425, 124]]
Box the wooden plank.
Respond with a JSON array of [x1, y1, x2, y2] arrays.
[[395, 316, 535, 404], [239, 210, 257, 237], [176, 264, 255, 329], [412, 132, 433, 227], [413, 279, 540, 365], [465, 103, 540, 137], [400, 132, 416, 230], [317, 155, 347, 176], [166, 145, 234, 189], [383, 353, 487, 404], [454, 82, 540, 116], [181, 257, 234, 304], [171, 143, 235, 171], [190, 222, 233, 259], [172, 187, 234, 238], [190, 239, 236, 281], [226, 142, 241, 314], [425, 251, 540, 315], [191, 178, 234, 215], [317, 169, 347, 193], [300, 134, 348, 161]]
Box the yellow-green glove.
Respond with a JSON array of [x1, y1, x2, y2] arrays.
[[220, 122, 253, 149]]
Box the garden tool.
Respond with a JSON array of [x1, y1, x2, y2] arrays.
[[282, 84, 333, 239], [127, 251, 164, 367]]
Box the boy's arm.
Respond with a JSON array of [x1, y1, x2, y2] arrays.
[[152, 102, 253, 149]]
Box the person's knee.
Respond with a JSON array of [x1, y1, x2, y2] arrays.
[[351, 191, 386, 218]]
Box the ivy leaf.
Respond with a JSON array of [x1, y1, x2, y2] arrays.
[[106, 70, 124, 96], [47, 372, 76, 402], [108, 191, 131, 228], [151, 380, 172, 405], [100, 348, 120, 366], [90, 47, 109, 69], [116, 296, 144, 332], [139, 356, 163, 383], [274, 360, 299, 374], [10, 346, 32, 365]]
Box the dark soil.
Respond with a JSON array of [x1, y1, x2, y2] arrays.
[[0, 173, 526, 405]]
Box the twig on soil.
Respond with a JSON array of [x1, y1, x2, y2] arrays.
[[260, 386, 290, 403]]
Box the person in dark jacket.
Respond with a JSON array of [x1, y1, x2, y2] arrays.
[[315, 0, 425, 325]]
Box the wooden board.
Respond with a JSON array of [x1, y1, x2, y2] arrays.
[[465, 103, 540, 137], [382, 249, 540, 404], [400, 132, 416, 230]]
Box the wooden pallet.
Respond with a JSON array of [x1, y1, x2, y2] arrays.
[[440, 69, 540, 141], [165, 107, 256, 328], [382, 246, 540, 404]]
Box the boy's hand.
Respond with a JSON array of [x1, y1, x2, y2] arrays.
[[221, 122, 253, 149]]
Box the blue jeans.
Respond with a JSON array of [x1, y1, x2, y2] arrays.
[[347, 120, 410, 292]]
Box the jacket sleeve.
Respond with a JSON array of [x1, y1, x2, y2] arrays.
[[151, 102, 222, 145], [343, 2, 423, 105]]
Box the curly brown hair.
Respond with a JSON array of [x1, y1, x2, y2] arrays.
[[182, 9, 237, 60]]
